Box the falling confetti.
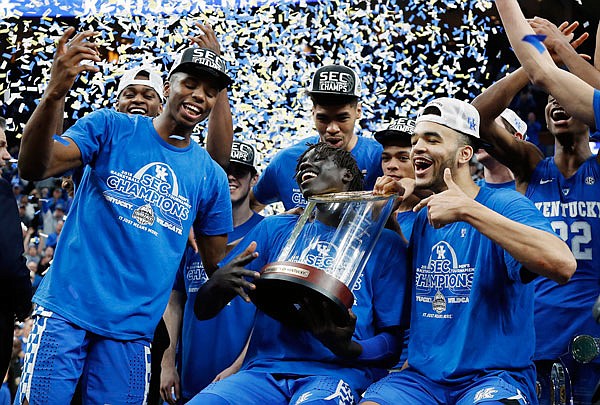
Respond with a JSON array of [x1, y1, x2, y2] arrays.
[[1, 0, 497, 177]]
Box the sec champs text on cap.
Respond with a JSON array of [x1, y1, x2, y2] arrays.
[[230, 140, 257, 170], [169, 47, 233, 90], [374, 118, 416, 144], [308, 65, 361, 98]]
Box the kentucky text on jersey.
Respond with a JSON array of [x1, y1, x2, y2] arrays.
[[534, 200, 600, 219]]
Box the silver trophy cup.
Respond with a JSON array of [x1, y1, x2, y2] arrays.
[[249, 191, 397, 329]]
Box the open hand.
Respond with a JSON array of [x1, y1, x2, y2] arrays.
[[46, 27, 100, 100], [210, 242, 260, 302], [527, 18, 590, 64], [189, 23, 221, 55]]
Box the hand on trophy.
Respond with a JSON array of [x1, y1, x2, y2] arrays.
[[300, 299, 361, 358]]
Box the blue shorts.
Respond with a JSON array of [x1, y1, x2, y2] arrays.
[[187, 370, 359, 404], [361, 368, 532, 405], [14, 306, 151, 404]]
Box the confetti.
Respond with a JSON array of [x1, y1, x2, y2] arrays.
[[522, 34, 548, 54], [1, 0, 497, 180]]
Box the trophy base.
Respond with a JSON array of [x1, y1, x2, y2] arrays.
[[249, 261, 354, 329]]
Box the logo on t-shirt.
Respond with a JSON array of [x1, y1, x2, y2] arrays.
[[104, 162, 192, 236], [291, 188, 307, 207], [415, 241, 474, 317], [186, 259, 207, 293]]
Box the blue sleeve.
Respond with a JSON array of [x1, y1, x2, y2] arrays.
[[63, 109, 114, 167], [194, 161, 233, 236], [356, 331, 400, 363], [496, 191, 556, 282], [372, 232, 410, 329], [253, 157, 280, 205]]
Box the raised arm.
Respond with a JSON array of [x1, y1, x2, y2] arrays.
[[189, 23, 233, 168], [471, 68, 543, 184], [18, 28, 100, 180], [528, 18, 600, 89], [495, 0, 596, 127]]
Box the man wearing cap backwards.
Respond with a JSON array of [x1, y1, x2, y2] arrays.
[[159, 140, 263, 404], [474, 9, 600, 403], [14, 27, 233, 404], [250, 64, 383, 212], [187, 142, 408, 405], [361, 97, 576, 405]]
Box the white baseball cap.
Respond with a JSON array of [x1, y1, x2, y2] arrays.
[[116, 65, 164, 102], [499, 108, 527, 137], [416, 97, 480, 139]]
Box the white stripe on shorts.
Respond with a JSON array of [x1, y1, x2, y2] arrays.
[[18, 305, 53, 403]]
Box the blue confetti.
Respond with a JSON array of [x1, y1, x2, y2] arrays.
[[522, 34, 548, 54]]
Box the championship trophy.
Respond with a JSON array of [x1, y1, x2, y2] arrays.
[[249, 191, 397, 329]]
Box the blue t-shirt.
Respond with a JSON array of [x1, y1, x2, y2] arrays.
[[594, 89, 600, 130], [526, 155, 600, 361], [174, 212, 263, 398], [0, 382, 10, 405], [34, 109, 233, 340], [397, 210, 417, 245], [408, 187, 554, 392], [223, 214, 408, 392], [253, 136, 383, 210]]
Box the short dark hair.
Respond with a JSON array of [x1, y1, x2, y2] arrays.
[[0, 117, 6, 131], [309, 94, 359, 108], [296, 142, 364, 192]]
